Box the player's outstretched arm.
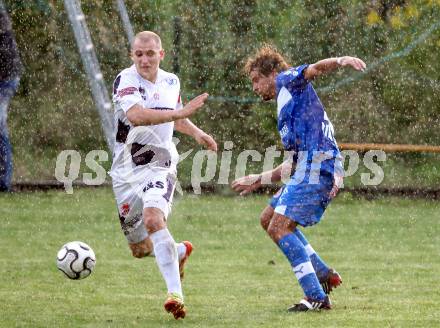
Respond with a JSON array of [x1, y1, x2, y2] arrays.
[[174, 119, 218, 151], [231, 160, 293, 196], [126, 93, 209, 126], [231, 174, 262, 196], [304, 56, 366, 81]]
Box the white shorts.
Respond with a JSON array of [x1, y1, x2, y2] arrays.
[[112, 168, 176, 244]]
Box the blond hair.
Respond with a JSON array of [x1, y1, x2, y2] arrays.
[[132, 31, 162, 50], [244, 44, 289, 76]]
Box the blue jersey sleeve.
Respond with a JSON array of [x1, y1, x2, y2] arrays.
[[276, 65, 309, 92]]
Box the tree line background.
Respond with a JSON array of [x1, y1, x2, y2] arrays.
[[5, 0, 440, 189]]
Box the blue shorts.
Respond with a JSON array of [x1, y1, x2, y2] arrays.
[[269, 173, 334, 227]]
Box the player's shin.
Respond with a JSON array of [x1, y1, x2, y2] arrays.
[[278, 233, 326, 301], [293, 229, 329, 280], [150, 228, 183, 297]]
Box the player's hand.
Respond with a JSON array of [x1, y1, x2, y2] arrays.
[[195, 132, 218, 151], [231, 174, 262, 196], [329, 174, 344, 199], [338, 56, 366, 72], [178, 93, 209, 119]]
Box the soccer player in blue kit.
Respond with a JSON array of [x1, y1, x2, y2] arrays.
[[232, 45, 366, 311]]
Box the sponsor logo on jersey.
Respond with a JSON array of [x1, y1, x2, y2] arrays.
[[143, 180, 165, 193], [117, 86, 138, 98], [121, 203, 130, 216], [165, 77, 177, 85], [153, 92, 160, 100], [283, 69, 298, 77], [138, 86, 145, 94], [280, 124, 289, 137]]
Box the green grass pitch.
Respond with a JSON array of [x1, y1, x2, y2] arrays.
[[1, 188, 439, 327]]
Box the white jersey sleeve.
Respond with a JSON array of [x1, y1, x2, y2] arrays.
[[113, 70, 143, 113]]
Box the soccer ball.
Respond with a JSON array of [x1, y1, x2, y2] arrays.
[[56, 241, 96, 280]]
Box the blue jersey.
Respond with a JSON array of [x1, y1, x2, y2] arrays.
[[276, 65, 343, 179]]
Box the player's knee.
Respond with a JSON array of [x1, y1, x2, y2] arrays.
[[266, 221, 278, 239], [143, 208, 166, 234], [260, 207, 274, 231], [267, 215, 297, 242], [131, 247, 146, 258], [260, 212, 272, 231], [267, 217, 287, 241], [287, 220, 297, 232], [132, 251, 144, 258], [130, 243, 153, 259]]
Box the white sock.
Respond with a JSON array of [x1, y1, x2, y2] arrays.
[[176, 242, 186, 260], [149, 243, 184, 259], [149, 229, 183, 298], [141, 242, 183, 259]]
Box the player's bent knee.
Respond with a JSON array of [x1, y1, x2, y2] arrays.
[[131, 248, 146, 258], [287, 219, 297, 232], [266, 222, 278, 239], [260, 206, 274, 231], [143, 207, 167, 234], [267, 214, 295, 241], [129, 241, 153, 259], [260, 213, 272, 231], [130, 246, 149, 258]]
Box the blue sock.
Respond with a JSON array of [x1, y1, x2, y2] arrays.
[[278, 233, 326, 301], [293, 229, 330, 280]]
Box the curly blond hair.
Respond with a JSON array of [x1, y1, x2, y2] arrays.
[[244, 44, 289, 76]]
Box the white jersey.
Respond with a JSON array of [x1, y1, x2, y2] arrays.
[[110, 65, 182, 186]]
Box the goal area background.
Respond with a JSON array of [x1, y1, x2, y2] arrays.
[[5, 1, 440, 193]]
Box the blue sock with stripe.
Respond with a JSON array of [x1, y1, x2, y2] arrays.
[[293, 229, 330, 280], [278, 233, 326, 301]]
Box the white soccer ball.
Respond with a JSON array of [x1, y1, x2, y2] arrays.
[[56, 241, 96, 280]]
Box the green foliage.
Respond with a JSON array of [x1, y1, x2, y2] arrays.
[[3, 0, 440, 182]]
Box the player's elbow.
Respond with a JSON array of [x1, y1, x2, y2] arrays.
[[304, 65, 323, 81]]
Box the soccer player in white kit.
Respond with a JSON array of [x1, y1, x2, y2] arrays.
[[110, 31, 217, 319]]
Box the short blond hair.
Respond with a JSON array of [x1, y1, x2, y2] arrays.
[[244, 44, 289, 76], [132, 31, 162, 50]]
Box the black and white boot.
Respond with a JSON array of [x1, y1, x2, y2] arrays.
[[287, 296, 332, 312]]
